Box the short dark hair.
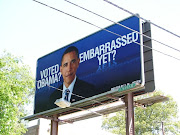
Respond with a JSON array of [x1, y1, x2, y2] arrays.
[[61, 46, 79, 64]]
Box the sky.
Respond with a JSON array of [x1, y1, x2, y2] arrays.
[[0, 0, 180, 134]]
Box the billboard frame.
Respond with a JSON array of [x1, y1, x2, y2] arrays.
[[34, 14, 145, 114], [23, 16, 157, 122]]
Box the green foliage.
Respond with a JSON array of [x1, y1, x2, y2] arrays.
[[0, 52, 35, 135], [102, 112, 126, 135], [102, 91, 180, 135]]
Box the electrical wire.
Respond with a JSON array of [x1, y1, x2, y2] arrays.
[[46, 83, 117, 117], [32, 0, 180, 116], [32, 0, 122, 118], [31, 1, 180, 118], [33, 0, 180, 120], [104, 0, 180, 39], [64, 0, 180, 53], [46, 84, 112, 106], [31, 0, 180, 121], [33, 0, 180, 61]]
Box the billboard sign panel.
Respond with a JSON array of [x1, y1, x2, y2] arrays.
[[34, 15, 144, 114]]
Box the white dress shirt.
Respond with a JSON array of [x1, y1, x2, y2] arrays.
[[62, 76, 77, 102]]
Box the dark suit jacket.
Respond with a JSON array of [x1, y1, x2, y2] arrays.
[[48, 78, 95, 110]]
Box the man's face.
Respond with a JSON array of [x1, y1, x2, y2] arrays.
[[60, 51, 80, 87]]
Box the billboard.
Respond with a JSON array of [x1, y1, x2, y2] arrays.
[[34, 15, 144, 114]]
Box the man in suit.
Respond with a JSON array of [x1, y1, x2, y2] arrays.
[[48, 46, 95, 109]]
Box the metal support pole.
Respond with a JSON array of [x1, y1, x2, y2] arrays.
[[50, 114, 59, 135], [124, 93, 135, 135]]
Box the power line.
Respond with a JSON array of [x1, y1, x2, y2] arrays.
[[64, 0, 180, 53], [32, 0, 123, 119], [47, 84, 117, 107], [32, 0, 180, 109], [32, 0, 180, 119], [104, 0, 180, 39], [46, 84, 117, 117], [33, 0, 180, 61]]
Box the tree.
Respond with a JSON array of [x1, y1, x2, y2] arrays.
[[0, 52, 35, 135], [102, 91, 180, 135]]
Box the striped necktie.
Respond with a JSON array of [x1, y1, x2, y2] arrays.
[[64, 89, 70, 101]]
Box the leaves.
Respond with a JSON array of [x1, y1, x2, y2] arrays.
[[0, 52, 35, 135], [102, 91, 180, 135]]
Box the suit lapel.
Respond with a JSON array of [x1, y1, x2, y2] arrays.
[[70, 78, 81, 102]]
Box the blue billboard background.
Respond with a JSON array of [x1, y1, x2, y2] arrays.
[[34, 16, 142, 113]]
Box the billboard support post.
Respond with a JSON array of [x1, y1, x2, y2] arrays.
[[124, 92, 135, 135], [50, 114, 58, 135]]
